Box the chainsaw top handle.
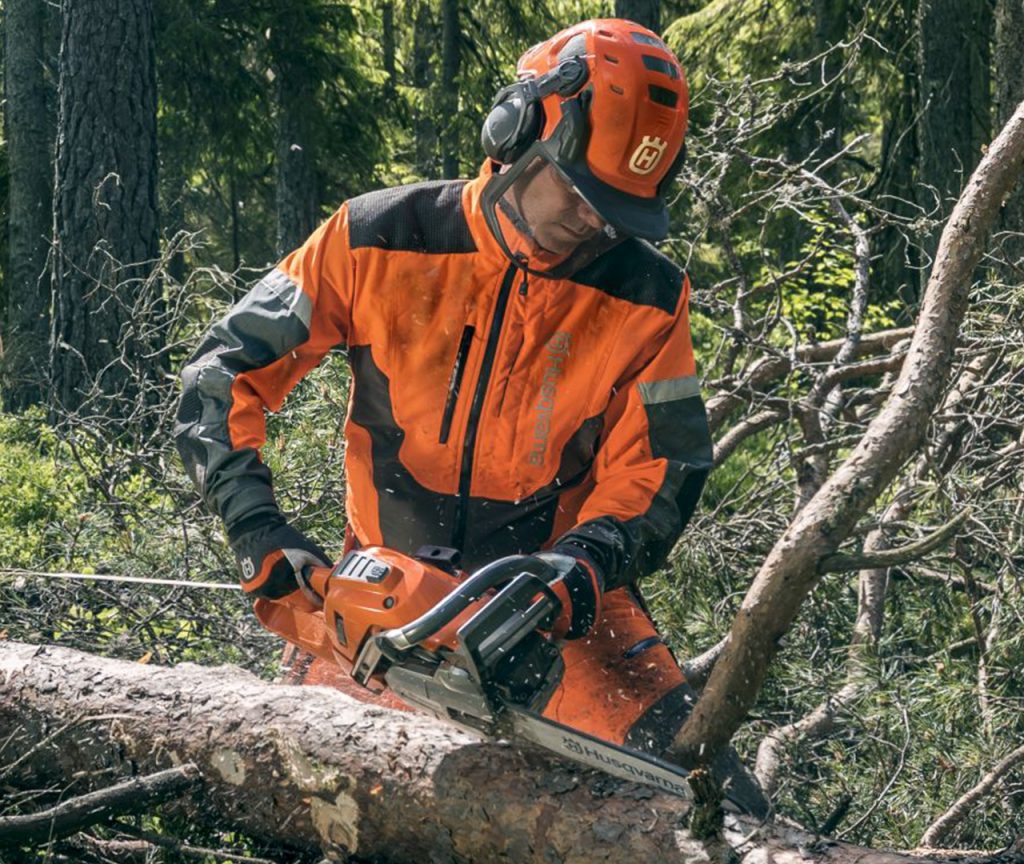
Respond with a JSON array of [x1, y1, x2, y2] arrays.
[[379, 555, 559, 652]]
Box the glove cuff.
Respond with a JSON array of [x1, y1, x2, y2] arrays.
[[544, 548, 603, 640]]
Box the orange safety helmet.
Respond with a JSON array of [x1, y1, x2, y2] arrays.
[[481, 19, 689, 246]]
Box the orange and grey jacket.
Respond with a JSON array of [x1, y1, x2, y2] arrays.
[[175, 162, 712, 594]]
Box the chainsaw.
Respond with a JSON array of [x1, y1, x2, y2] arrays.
[[253, 544, 764, 814]]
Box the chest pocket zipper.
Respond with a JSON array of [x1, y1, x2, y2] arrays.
[[439, 325, 475, 445], [491, 330, 524, 417], [492, 269, 529, 417]]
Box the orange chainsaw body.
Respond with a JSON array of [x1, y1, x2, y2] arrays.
[[253, 546, 471, 688]]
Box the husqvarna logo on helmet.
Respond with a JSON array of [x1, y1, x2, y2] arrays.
[[629, 135, 668, 175]]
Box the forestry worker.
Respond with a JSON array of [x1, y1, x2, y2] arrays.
[[175, 19, 714, 757]]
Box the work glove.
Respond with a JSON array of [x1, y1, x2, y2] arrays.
[[534, 548, 604, 640], [227, 513, 330, 607]]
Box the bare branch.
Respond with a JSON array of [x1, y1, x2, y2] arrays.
[[817, 509, 971, 574], [920, 743, 1024, 848], [0, 764, 202, 848]]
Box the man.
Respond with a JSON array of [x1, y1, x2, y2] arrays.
[[176, 19, 713, 759]]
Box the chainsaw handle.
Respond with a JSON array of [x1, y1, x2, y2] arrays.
[[381, 555, 551, 651], [297, 564, 332, 608]]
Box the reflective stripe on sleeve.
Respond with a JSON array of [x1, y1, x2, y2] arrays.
[[637, 374, 701, 405]]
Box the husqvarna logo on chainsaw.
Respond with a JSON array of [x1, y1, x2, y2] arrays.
[[629, 135, 668, 175]]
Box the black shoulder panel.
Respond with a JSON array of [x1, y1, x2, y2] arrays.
[[348, 180, 477, 254], [571, 238, 682, 315]]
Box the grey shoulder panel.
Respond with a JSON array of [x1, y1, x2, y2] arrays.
[[571, 238, 683, 315], [174, 268, 313, 530], [347, 180, 476, 254]]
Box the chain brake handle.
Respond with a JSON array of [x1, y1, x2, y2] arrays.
[[453, 561, 563, 688], [367, 555, 562, 670]]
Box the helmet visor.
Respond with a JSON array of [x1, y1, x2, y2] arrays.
[[482, 144, 625, 278]]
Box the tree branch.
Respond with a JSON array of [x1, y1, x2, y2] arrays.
[[919, 743, 1024, 848], [817, 509, 971, 574], [0, 765, 202, 848]]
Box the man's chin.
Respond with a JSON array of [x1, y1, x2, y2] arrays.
[[534, 231, 582, 258]]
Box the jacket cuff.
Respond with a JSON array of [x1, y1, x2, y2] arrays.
[[553, 542, 605, 593], [226, 509, 286, 544]]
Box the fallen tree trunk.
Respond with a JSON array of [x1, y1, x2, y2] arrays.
[[0, 641, 1005, 864]]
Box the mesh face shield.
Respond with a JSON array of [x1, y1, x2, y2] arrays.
[[481, 141, 626, 279]]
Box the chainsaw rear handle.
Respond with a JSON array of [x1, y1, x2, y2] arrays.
[[297, 563, 332, 608], [380, 555, 560, 652]]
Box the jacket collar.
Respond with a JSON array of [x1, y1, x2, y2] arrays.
[[462, 159, 516, 266]]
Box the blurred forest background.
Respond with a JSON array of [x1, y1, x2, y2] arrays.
[[2, 0, 1024, 860]]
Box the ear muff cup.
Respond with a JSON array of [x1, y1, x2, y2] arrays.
[[481, 84, 543, 164], [481, 57, 589, 165]]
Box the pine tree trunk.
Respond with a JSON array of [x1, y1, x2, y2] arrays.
[[872, 0, 920, 309], [50, 0, 161, 417], [272, 6, 319, 258], [3, 0, 54, 410], [916, 0, 992, 290], [0, 641, 986, 864], [614, 0, 660, 33], [439, 0, 460, 179], [382, 0, 396, 91], [275, 75, 319, 256], [413, 0, 438, 180]]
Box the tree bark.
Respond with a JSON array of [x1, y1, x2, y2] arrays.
[[872, 0, 919, 309], [916, 0, 992, 291], [995, 0, 1024, 271], [0, 641, 980, 864], [50, 0, 161, 415], [439, 0, 461, 179], [669, 98, 1024, 769], [614, 0, 660, 33], [382, 0, 396, 90], [271, 5, 320, 258], [3, 0, 54, 410], [412, 0, 438, 179]]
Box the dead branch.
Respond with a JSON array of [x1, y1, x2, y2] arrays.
[[705, 327, 915, 433], [920, 743, 1024, 848], [0, 764, 202, 848], [817, 509, 971, 574]]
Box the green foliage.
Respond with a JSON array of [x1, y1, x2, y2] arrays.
[[0, 410, 87, 568]]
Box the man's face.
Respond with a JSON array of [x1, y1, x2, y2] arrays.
[[513, 161, 606, 257]]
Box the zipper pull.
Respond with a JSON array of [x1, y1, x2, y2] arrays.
[[515, 254, 529, 296]]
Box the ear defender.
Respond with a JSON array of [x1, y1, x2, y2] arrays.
[[481, 56, 590, 165]]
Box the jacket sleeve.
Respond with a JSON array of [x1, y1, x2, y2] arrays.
[[553, 275, 713, 591], [174, 204, 355, 534]]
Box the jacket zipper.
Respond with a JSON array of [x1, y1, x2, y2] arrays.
[[492, 271, 529, 416], [439, 325, 475, 445], [452, 263, 519, 551]]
